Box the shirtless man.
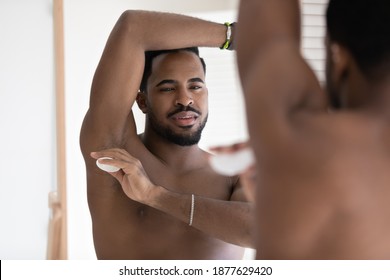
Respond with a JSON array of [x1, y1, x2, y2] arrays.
[[236, 0, 390, 259], [79, 10, 252, 259]]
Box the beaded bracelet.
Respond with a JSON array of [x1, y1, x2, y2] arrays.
[[189, 194, 195, 226], [220, 22, 233, 50]]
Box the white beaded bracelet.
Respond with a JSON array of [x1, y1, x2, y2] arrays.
[[220, 22, 232, 49], [189, 194, 195, 226]]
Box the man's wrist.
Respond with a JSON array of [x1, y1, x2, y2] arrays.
[[220, 22, 237, 50], [227, 22, 236, 50], [145, 185, 166, 208]]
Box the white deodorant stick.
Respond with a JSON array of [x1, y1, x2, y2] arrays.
[[209, 147, 255, 176], [96, 157, 121, 173]]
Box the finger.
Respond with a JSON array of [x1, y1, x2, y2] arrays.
[[241, 165, 256, 178], [93, 148, 131, 172], [97, 157, 131, 171], [96, 158, 133, 183], [106, 168, 125, 184], [91, 148, 137, 163], [98, 156, 145, 177], [209, 142, 249, 154], [91, 148, 124, 159], [232, 142, 249, 150], [240, 166, 257, 202]]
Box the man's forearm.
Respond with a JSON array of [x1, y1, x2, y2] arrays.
[[119, 10, 228, 52], [148, 185, 254, 248]]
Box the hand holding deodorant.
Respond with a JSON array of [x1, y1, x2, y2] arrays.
[[96, 157, 121, 172]]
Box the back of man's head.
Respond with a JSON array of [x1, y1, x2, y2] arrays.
[[326, 0, 390, 82], [139, 47, 206, 93]]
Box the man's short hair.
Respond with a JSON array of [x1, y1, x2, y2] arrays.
[[326, 0, 390, 81], [139, 47, 206, 93]]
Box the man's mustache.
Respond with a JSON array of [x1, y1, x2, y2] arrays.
[[167, 106, 201, 118]]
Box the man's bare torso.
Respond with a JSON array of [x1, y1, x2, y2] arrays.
[[86, 135, 245, 260], [255, 112, 390, 259]]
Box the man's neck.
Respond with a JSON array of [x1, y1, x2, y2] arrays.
[[140, 130, 206, 172], [361, 79, 390, 119]]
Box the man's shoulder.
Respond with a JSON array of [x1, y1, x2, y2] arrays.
[[290, 109, 373, 136]]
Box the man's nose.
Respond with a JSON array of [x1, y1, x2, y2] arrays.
[[175, 89, 193, 107]]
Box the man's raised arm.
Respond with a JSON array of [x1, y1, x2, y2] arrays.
[[81, 11, 227, 156], [235, 0, 326, 153]]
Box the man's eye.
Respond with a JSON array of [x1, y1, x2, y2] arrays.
[[190, 85, 202, 90], [160, 87, 175, 92]]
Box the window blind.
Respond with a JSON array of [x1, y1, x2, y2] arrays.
[[301, 0, 328, 83]]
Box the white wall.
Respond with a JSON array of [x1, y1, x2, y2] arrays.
[[0, 0, 56, 259]]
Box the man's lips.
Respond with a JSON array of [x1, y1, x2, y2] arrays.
[[170, 111, 199, 126]]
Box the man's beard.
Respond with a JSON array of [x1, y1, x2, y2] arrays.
[[147, 108, 208, 146]]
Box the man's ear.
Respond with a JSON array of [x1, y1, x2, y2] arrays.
[[136, 91, 148, 114], [329, 42, 351, 85]]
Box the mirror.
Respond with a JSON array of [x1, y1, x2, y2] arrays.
[[0, 0, 326, 260], [64, 0, 247, 259]]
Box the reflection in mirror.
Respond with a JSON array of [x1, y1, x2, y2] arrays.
[[65, 0, 327, 259], [66, 0, 253, 259]]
